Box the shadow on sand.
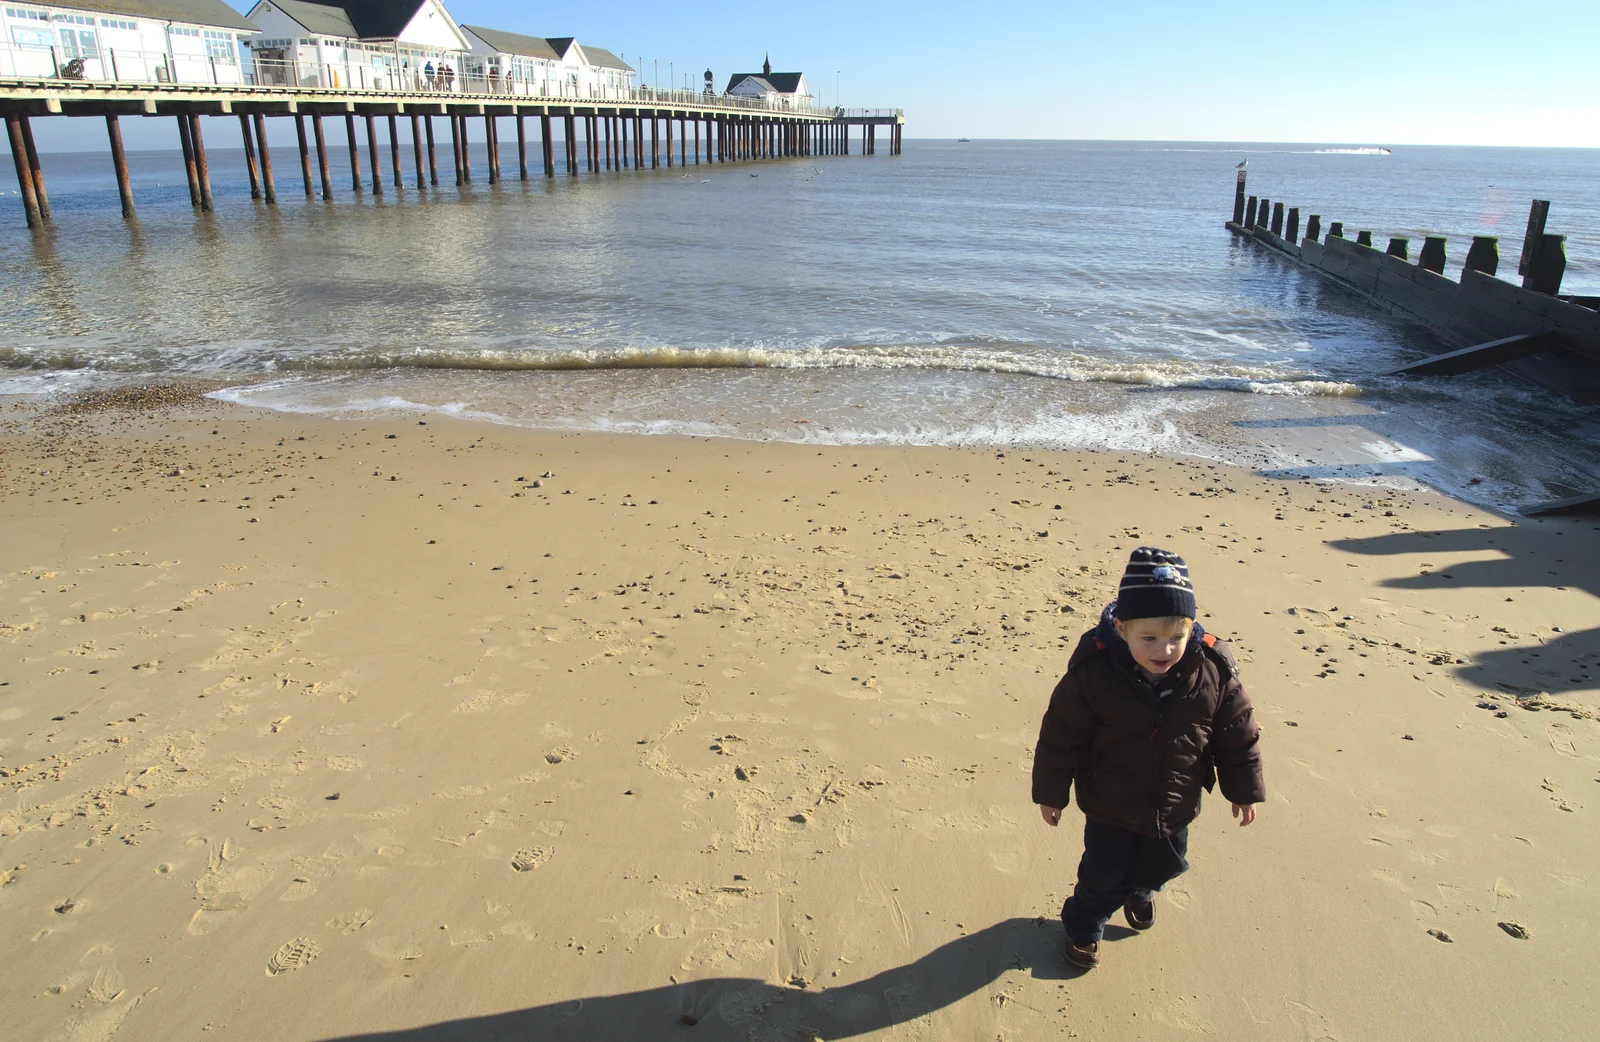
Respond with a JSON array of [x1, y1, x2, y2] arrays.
[[322, 916, 1080, 1041]]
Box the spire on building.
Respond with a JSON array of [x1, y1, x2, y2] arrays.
[[763, 53, 771, 77]]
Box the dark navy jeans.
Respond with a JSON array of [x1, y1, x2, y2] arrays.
[[1060, 818, 1190, 944]]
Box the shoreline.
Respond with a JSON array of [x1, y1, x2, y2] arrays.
[[2, 396, 1598, 1040]]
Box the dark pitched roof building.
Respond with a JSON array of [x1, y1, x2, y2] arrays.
[[725, 55, 807, 96], [37, 0, 257, 31]]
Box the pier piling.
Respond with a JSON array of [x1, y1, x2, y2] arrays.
[[389, 114, 401, 189], [693, 119, 700, 164], [564, 114, 577, 175], [540, 115, 553, 177], [176, 115, 199, 206], [344, 114, 361, 193], [254, 112, 276, 204], [239, 114, 261, 199], [365, 113, 382, 195], [312, 112, 333, 200], [104, 114, 134, 218], [1464, 236, 1498, 276], [517, 115, 527, 180], [20, 114, 48, 219], [460, 117, 471, 181], [650, 116, 659, 168], [189, 115, 213, 212], [295, 114, 313, 197], [485, 114, 497, 184], [412, 114, 425, 187], [604, 116, 613, 170], [6, 113, 42, 228], [449, 114, 462, 185], [425, 115, 438, 185]]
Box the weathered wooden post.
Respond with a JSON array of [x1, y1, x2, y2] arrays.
[[517, 114, 527, 180], [425, 115, 439, 185], [1232, 167, 1247, 224], [388, 114, 401, 188], [565, 114, 577, 175], [634, 115, 644, 167], [1418, 236, 1446, 274], [1270, 201, 1284, 236], [1256, 198, 1269, 230], [1463, 235, 1498, 276], [1525, 234, 1566, 295], [104, 114, 136, 218], [1328, 221, 1343, 239], [239, 114, 262, 199], [311, 112, 333, 200], [693, 117, 700, 164], [344, 113, 362, 193], [412, 114, 426, 187], [1355, 230, 1372, 247], [295, 114, 314, 197], [665, 116, 673, 167], [189, 115, 214, 212], [680, 117, 687, 165], [449, 113, 463, 185], [650, 115, 659, 167], [1244, 195, 1258, 228], [6, 113, 42, 227], [540, 114, 554, 177], [1305, 215, 1321, 242], [254, 113, 277, 204], [365, 113, 383, 194], [19, 115, 49, 220], [1285, 207, 1299, 242], [1517, 200, 1550, 278], [484, 114, 497, 184], [1385, 237, 1408, 259], [459, 116, 471, 181]]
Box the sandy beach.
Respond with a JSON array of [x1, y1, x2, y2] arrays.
[[2, 392, 1597, 1042]]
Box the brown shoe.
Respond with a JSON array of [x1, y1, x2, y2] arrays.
[[1064, 938, 1100, 970], [1124, 897, 1155, 931]]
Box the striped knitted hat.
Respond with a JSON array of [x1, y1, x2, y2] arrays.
[[1114, 547, 1196, 621]]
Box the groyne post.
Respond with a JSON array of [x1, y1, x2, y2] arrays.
[[1305, 215, 1320, 242], [1233, 168, 1247, 223], [1526, 234, 1566, 295], [1386, 237, 1407, 260], [6, 113, 42, 227], [540, 115, 553, 177], [254, 113, 276, 204], [1286, 206, 1299, 242], [344, 113, 361, 193], [1244, 195, 1257, 228], [1518, 200, 1550, 278], [1419, 236, 1446, 274], [1270, 201, 1283, 236], [189, 115, 214, 212], [295, 114, 313, 197], [312, 112, 333, 200], [1329, 221, 1343, 239], [426, 115, 439, 185], [105, 114, 135, 218], [239, 113, 261, 199], [19, 114, 49, 219], [365, 113, 382, 195], [388, 114, 401, 189], [516, 114, 527, 180], [1464, 236, 1498, 276], [1356, 230, 1372, 247]]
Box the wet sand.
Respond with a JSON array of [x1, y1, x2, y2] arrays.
[[2, 394, 1597, 1041]]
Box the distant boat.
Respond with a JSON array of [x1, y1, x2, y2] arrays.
[[957, 137, 971, 143]]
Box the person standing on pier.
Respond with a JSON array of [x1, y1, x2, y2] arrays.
[[1032, 548, 1265, 970], [424, 60, 435, 91]]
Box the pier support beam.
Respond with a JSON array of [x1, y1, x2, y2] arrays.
[[650, 115, 659, 168], [7, 113, 42, 228], [295, 114, 313, 197], [460, 116, 471, 182], [485, 114, 498, 184], [693, 118, 700, 164], [105, 114, 135, 218], [312, 112, 333, 200], [19, 115, 49, 219], [239, 113, 262, 200], [344, 114, 362, 193], [189, 115, 214, 212], [540, 115, 553, 177], [365, 113, 382, 195], [176, 115, 200, 206], [425, 115, 438, 186], [603, 116, 613, 170], [254, 112, 276, 204], [564, 114, 577, 175], [389, 114, 402, 189], [413, 114, 426, 188], [517, 114, 527, 180], [449, 114, 462, 186]]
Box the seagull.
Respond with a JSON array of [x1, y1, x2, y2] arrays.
[[1236, 159, 1248, 169]]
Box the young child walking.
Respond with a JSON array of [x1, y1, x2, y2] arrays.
[[1032, 547, 1265, 969]]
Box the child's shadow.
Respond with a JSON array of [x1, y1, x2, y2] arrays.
[[322, 917, 1085, 1040]]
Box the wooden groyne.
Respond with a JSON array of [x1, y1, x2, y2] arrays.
[[1225, 170, 1600, 515], [1, 79, 905, 226]]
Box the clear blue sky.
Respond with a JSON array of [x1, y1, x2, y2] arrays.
[[15, 0, 1600, 150]]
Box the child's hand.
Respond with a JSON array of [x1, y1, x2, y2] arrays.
[[1231, 802, 1257, 826], [1039, 805, 1062, 827]]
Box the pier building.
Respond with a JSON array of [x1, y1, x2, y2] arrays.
[[724, 55, 811, 109], [239, 0, 467, 92], [0, 0, 256, 84]]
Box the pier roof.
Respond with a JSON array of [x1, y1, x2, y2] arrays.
[[725, 72, 804, 94], [48, 0, 257, 31], [582, 46, 631, 72], [460, 24, 560, 60], [266, 0, 357, 37], [285, 0, 427, 40]]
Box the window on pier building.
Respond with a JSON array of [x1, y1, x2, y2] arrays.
[[204, 29, 235, 62], [57, 25, 96, 58], [10, 25, 50, 47], [99, 18, 137, 31]]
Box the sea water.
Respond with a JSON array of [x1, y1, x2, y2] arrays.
[[2, 137, 1598, 510]]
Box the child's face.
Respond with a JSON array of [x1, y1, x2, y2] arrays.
[[1114, 616, 1194, 677]]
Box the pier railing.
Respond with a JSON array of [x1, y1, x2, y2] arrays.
[[0, 41, 855, 117]]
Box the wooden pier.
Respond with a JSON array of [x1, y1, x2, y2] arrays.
[[0, 78, 905, 226], [1225, 170, 1600, 515]]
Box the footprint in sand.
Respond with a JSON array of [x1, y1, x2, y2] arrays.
[[1547, 723, 1579, 757], [188, 892, 246, 935], [280, 878, 316, 902], [328, 909, 373, 935], [511, 847, 552, 872], [326, 755, 364, 772], [266, 937, 319, 975], [1165, 886, 1191, 910]]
